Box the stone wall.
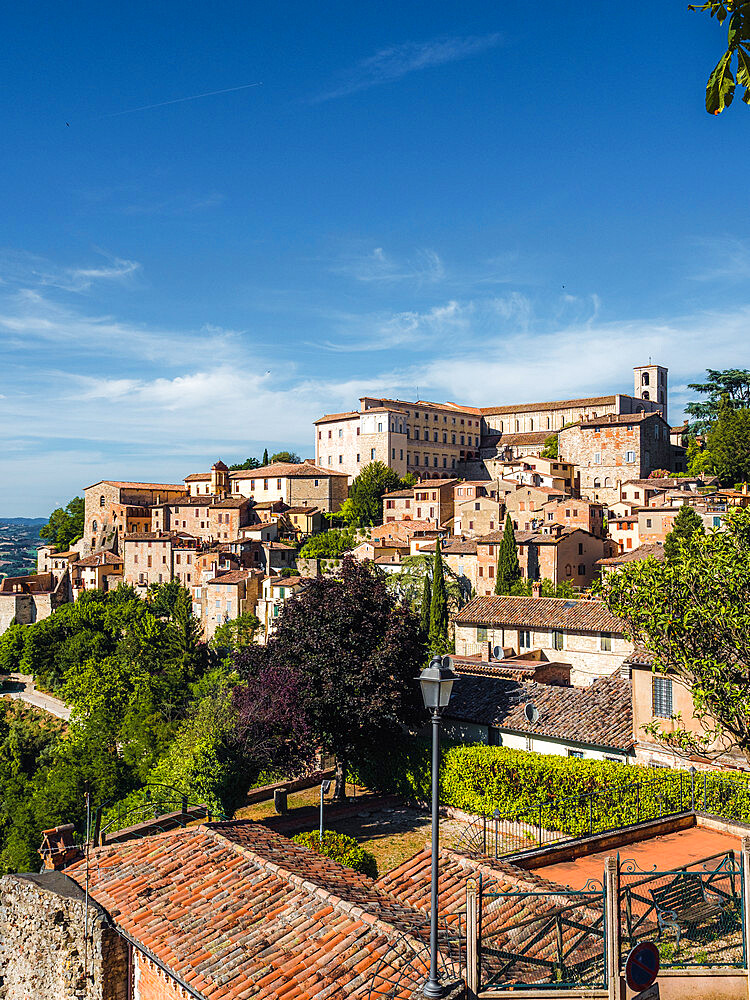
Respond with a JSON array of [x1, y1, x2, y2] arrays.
[[0, 871, 129, 1000]]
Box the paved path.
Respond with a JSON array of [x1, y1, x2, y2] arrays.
[[3, 673, 72, 721]]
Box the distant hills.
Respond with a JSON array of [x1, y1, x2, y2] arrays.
[[0, 518, 46, 526]]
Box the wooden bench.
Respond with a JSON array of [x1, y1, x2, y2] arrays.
[[650, 872, 723, 946]]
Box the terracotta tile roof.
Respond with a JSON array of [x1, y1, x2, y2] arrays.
[[454, 595, 623, 632], [597, 543, 666, 566], [623, 647, 655, 667], [382, 489, 413, 498], [230, 462, 348, 479], [85, 480, 186, 491], [481, 395, 617, 416], [445, 672, 632, 750], [122, 532, 175, 542], [184, 472, 211, 481], [284, 506, 319, 514], [370, 396, 481, 416], [498, 673, 633, 750], [76, 552, 124, 567], [64, 821, 451, 1000], [209, 497, 250, 508], [418, 538, 478, 555], [450, 655, 569, 682], [313, 409, 360, 424], [622, 477, 703, 488], [488, 431, 551, 447], [570, 412, 662, 428], [268, 575, 306, 587], [206, 570, 255, 585], [0, 572, 56, 594]]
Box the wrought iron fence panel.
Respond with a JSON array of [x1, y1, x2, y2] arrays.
[[478, 881, 607, 991], [618, 852, 744, 968]]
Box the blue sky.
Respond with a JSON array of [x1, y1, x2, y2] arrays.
[[2, 2, 749, 515]]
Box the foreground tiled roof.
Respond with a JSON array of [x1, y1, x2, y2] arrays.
[[64, 821, 449, 1000], [454, 595, 623, 632], [597, 543, 666, 566]]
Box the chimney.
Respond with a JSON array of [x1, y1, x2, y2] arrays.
[[531, 581, 542, 599], [39, 824, 83, 871]]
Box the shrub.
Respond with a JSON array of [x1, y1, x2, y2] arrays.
[[292, 829, 378, 877], [354, 737, 750, 835]]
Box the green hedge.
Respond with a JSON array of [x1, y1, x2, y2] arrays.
[[353, 738, 750, 837], [292, 829, 378, 877]]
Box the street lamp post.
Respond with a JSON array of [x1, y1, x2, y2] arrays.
[[417, 653, 458, 999]]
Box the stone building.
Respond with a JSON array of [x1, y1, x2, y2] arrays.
[[504, 484, 569, 530], [229, 461, 348, 512], [454, 594, 631, 686], [151, 495, 254, 542], [540, 498, 606, 538], [71, 552, 124, 595], [314, 396, 483, 481], [558, 412, 674, 506], [453, 495, 504, 537], [0, 571, 71, 634], [201, 568, 262, 640], [83, 481, 186, 555], [122, 532, 177, 590], [474, 528, 611, 595]]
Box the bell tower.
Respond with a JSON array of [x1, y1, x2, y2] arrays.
[[633, 363, 668, 423], [210, 460, 229, 497]]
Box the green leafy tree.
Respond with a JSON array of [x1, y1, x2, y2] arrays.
[[229, 457, 262, 471], [293, 830, 377, 877], [702, 398, 750, 485], [387, 553, 468, 614], [210, 613, 261, 653], [269, 451, 301, 464], [344, 462, 403, 527], [685, 368, 750, 433], [495, 514, 521, 594], [429, 539, 449, 652], [541, 434, 559, 459], [690, 3, 750, 114], [597, 507, 750, 761], [38, 497, 84, 551], [664, 505, 705, 562], [299, 527, 361, 559], [420, 572, 432, 637]]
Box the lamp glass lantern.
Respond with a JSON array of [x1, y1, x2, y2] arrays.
[[418, 654, 458, 711]]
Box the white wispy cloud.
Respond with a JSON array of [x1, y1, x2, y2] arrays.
[[330, 246, 446, 284], [0, 249, 140, 293], [313, 33, 502, 102]]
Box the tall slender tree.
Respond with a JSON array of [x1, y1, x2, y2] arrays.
[[429, 538, 449, 652], [262, 448, 269, 466], [664, 505, 705, 562], [495, 514, 521, 595], [420, 572, 432, 637]]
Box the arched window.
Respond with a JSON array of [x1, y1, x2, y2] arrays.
[[593, 478, 601, 488], [642, 390, 650, 399], [499, 420, 503, 433], [92, 520, 98, 532], [604, 477, 612, 487], [99, 495, 105, 507], [515, 420, 520, 431], [565, 564, 572, 576], [530, 418, 534, 430], [642, 372, 650, 386]]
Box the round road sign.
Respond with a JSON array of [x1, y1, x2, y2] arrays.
[[625, 942, 660, 992]]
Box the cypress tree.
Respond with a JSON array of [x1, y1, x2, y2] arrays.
[[429, 538, 449, 651], [495, 513, 521, 595], [420, 571, 432, 638], [262, 448, 269, 466], [664, 504, 705, 562]]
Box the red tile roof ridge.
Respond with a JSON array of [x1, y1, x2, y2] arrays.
[[203, 822, 436, 950]]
